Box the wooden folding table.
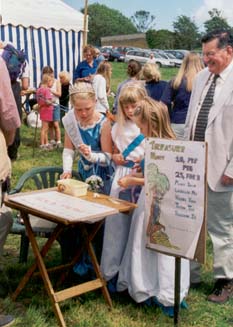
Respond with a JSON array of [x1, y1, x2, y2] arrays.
[[5, 188, 136, 327]]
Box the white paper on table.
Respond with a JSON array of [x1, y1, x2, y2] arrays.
[[10, 190, 118, 223]]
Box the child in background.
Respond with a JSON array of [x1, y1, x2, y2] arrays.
[[42, 66, 62, 148], [160, 52, 204, 139], [100, 83, 147, 288], [117, 97, 190, 317], [92, 61, 112, 114], [59, 71, 71, 120], [36, 73, 54, 150]]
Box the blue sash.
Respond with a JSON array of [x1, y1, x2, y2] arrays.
[[122, 134, 144, 168]]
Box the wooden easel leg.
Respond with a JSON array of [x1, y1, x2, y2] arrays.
[[174, 257, 181, 326]]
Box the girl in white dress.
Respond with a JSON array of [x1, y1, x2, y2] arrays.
[[117, 97, 190, 316], [100, 83, 147, 286]]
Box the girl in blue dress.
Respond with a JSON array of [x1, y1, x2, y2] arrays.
[[60, 82, 113, 267], [61, 82, 113, 193]]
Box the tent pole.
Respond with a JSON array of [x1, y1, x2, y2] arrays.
[[83, 0, 88, 47]]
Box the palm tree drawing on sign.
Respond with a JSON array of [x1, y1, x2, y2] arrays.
[[147, 163, 179, 249]]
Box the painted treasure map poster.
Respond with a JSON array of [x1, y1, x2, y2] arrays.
[[145, 138, 207, 261]]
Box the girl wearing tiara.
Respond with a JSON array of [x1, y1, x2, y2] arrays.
[[60, 82, 113, 268], [61, 81, 112, 191], [101, 83, 147, 288]]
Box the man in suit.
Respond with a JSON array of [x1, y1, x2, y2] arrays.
[[184, 29, 233, 304]]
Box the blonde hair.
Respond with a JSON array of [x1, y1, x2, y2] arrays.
[[142, 63, 161, 82], [41, 73, 53, 85], [117, 82, 147, 127], [134, 97, 176, 139], [70, 82, 96, 106], [173, 52, 204, 92], [96, 61, 112, 93], [59, 71, 71, 84]]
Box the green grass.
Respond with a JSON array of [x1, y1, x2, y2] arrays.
[[2, 62, 232, 327]]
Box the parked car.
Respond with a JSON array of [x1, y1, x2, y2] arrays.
[[154, 50, 182, 67], [108, 50, 125, 62], [165, 49, 189, 60], [113, 46, 135, 56], [125, 49, 174, 67], [100, 48, 110, 60]]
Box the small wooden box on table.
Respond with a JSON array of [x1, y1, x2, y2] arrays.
[[5, 188, 136, 327]]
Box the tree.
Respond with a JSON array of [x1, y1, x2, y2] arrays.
[[146, 29, 175, 49], [204, 8, 231, 33], [131, 10, 156, 33], [173, 15, 200, 49], [81, 4, 137, 46]]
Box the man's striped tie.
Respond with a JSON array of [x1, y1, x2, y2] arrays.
[[194, 74, 219, 141]]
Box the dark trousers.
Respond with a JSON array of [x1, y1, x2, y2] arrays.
[[8, 82, 22, 160]]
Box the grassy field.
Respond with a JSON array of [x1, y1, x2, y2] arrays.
[[1, 62, 233, 327]]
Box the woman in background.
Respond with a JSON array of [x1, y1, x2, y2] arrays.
[[142, 63, 167, 101], [73, 45, 98, 83], [161, 52, 204, 139]]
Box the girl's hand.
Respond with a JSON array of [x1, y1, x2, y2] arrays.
[[60, 172, 72, 179], [78, 144, 91, 156], [118, 176, 132, 188], [112, 153, 128, 166]]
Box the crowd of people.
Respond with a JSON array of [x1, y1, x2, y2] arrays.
[[1, 28, 233, 325]]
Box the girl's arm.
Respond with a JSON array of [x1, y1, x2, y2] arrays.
[[111, 141, 127, 166], [78, 120, 113, 164], [100, 119, 113, 155], [118, 173, 144, 188], [51, 79, 62, 98], [61, 132, 75, 179]]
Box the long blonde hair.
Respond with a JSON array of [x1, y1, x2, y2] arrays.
[[134, 97, 176, 139], [117, 82, 147, 128], [96, 61, 112, 93], [173, 52, 204, 92]]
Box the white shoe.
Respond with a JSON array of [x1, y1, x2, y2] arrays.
[[0, 315, 15, 327]]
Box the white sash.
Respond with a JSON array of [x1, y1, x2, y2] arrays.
[[62, 109, 83, 149]]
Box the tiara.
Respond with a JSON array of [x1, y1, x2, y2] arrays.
[[69, 82, 95, 96]]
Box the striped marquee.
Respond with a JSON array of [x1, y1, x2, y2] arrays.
[[0, 24, 83, 87]]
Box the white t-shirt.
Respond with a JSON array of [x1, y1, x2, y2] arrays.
[[92, 74, 109, 113]]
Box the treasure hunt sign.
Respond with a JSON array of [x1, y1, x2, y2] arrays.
[[145, 138, 207, 262]]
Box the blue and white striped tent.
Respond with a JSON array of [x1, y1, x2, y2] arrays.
[[0, 0, 85, 88]]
